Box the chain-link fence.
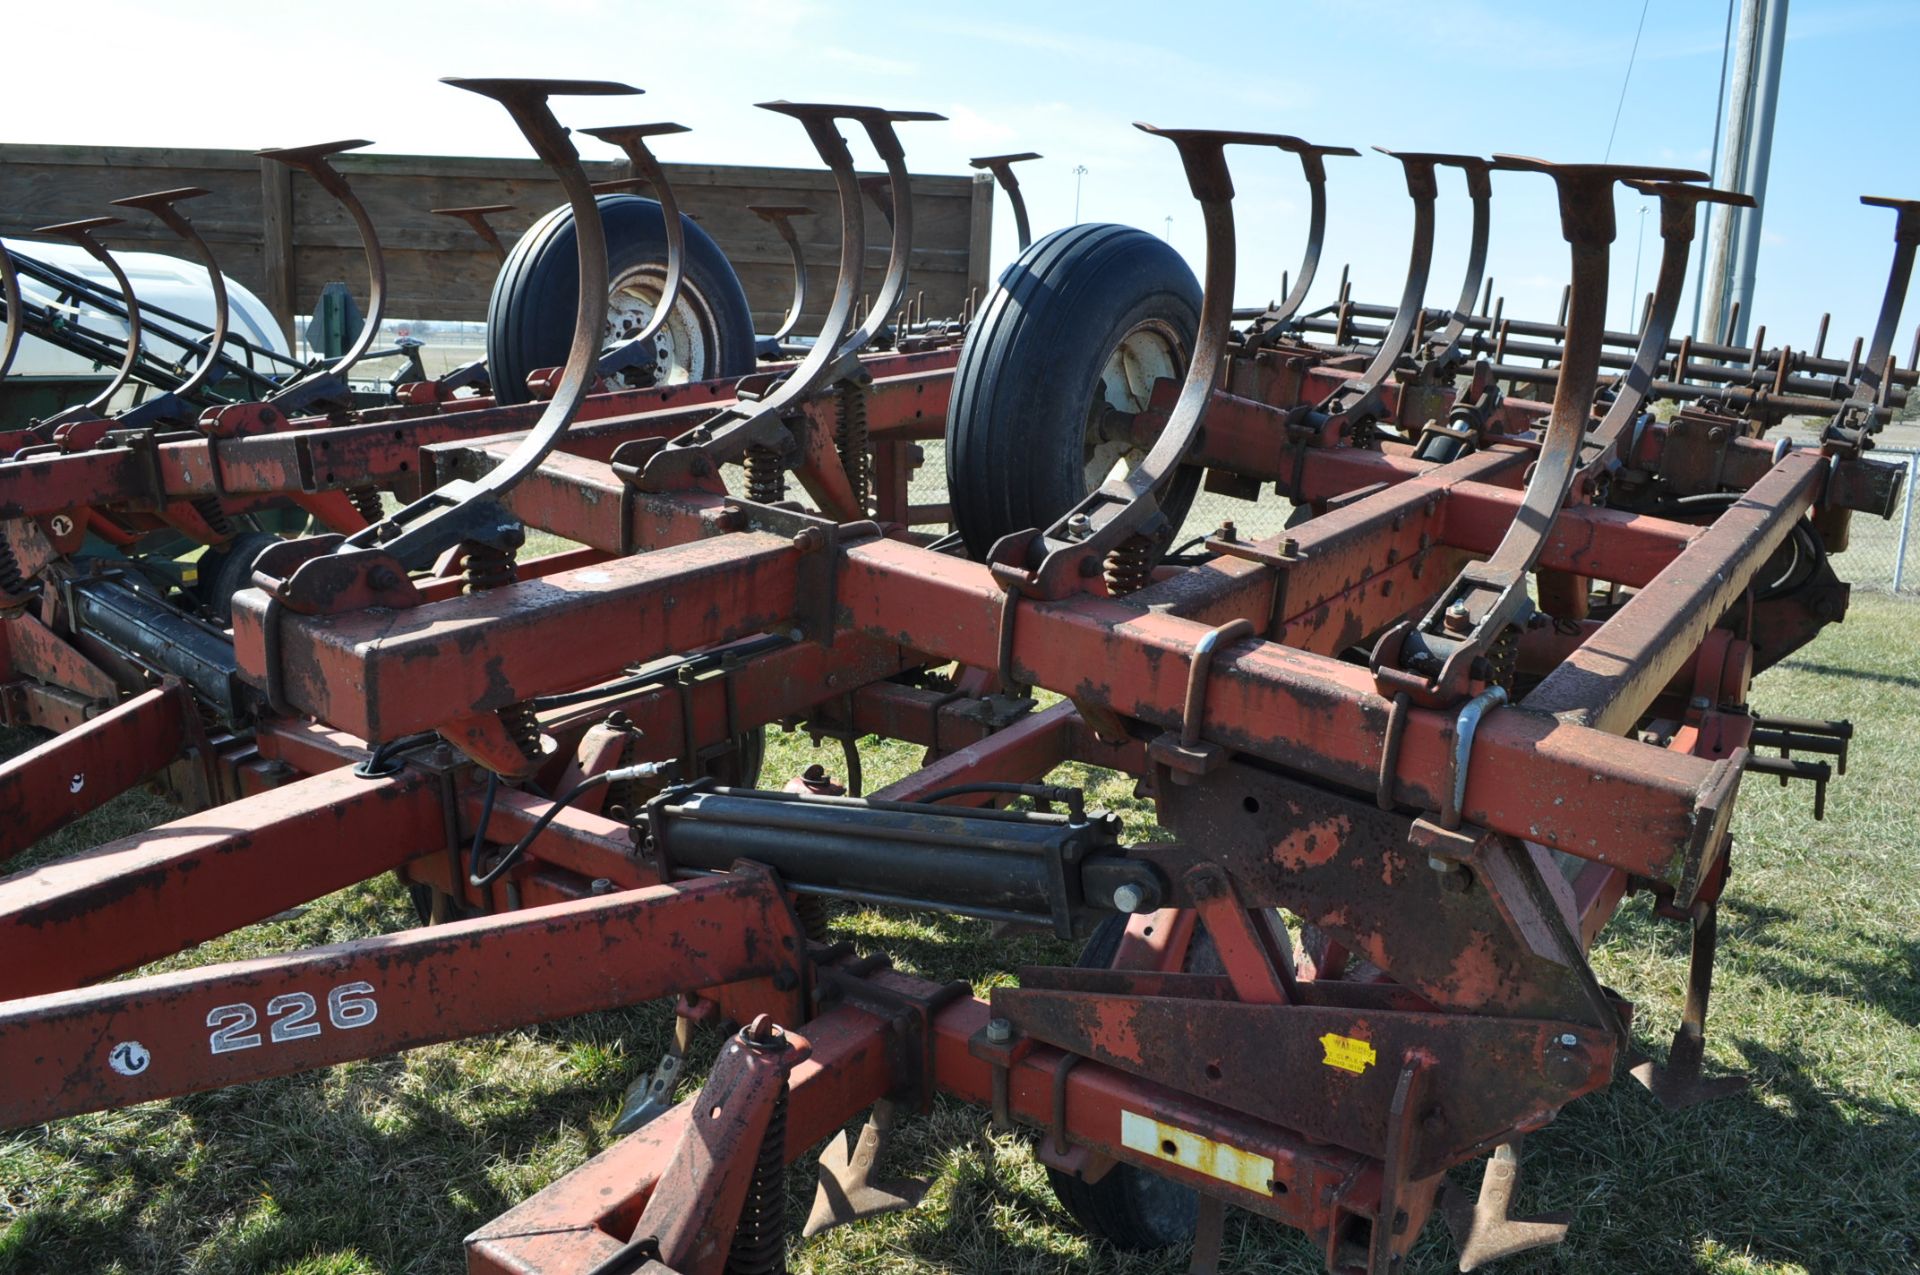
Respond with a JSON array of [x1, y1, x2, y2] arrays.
[[1837, 447, 1919, 597]]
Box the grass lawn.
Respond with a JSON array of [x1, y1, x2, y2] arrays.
[[1, 592, 1915, 1275]]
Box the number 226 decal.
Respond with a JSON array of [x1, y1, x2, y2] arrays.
[[206, 982, 379, 1055]]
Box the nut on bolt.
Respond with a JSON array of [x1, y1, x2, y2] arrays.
[[1112, 882, 1147, 913], [793, 526, 829, 554], [985, 1017, 1013, 1044]]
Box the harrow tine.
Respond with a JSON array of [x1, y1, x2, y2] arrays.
[[106, 186, 231, 405], [990, 126, 1307, 599], [1242, 139, 1361, 351], [430, 203, 516, 263], [255, 138, 386, 406], [748, 204, 815, 342], [1373, 155, 1709, 708], [32, 215, 142, 427], [968, 151, 1042, 251], [836, 108, 947, 362], [582, 121, 692, 364]]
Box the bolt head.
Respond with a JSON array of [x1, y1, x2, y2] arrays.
[[590, 877, 615, 895], [1559, 1032, 1579, 1048], [986, 1017, 1013, 1044], [1112, 883, 1146, 913]]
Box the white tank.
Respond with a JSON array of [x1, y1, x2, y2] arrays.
[[3, 238, 290, 389]]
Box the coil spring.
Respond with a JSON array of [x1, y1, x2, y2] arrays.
[[792, 894, 831, 940], [835, 381, 870, 512], [463, 543, 517, 594], [745, 445, 785, 505], [726, 1083, 789, 1274], [191, 497, 235, 540], [0, 536, 30, 603], [347, 486, 385, 525], [1486, 624, 1521, 690], [1103, 535, 1154, 597]]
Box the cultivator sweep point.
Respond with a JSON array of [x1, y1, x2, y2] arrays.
[[0, 74, 1913, 1274]]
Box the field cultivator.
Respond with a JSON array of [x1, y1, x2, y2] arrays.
[[0, 75, 1913, 1275]]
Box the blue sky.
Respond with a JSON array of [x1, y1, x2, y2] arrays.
[[11, 1, 1917, 349]]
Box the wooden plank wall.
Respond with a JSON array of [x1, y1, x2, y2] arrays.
[[0, 144, 991, 342]]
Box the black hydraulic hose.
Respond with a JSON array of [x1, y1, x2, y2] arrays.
[[469, 762, 668, 889]]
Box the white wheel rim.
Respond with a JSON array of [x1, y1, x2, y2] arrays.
[[1083, 319, 1183, 490], [605, 263, 716, 385]]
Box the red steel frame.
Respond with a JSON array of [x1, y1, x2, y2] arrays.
[[0, 82, 1912, 1275]]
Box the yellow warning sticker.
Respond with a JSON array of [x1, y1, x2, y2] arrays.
[[1319, 1032, 1377, 1075]]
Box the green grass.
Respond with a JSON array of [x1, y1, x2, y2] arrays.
[[2, 595, 1917, 1274]]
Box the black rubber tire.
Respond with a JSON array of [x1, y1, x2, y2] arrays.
[[1045, 914, 1201, 1251], [946, 223, 1204, 560], [485, 194, 756, 406], [195, 531, 280, 626]]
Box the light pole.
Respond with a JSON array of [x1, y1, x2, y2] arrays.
[[1073, 165, 1088, 222], [1163, 215, 1172, 241], [1629, 204, 1648, 331]]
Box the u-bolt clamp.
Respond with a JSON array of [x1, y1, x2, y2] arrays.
[[255, 139, 388, 412], [968, 152, 1042, 252], [1823, 196, 1920, 451], [432, 204, 515, 263], [34, 216, 142, 428], [1298, 150, 1492, 440], [254, 77, 639, 616], [1240, 140, 1361, 353], [582, 122, 691, 378], [1587, 181, 1753, 456], [989, 126, 1307, 602], [103, 187, 232, 425], [619, 103, 942, 507], [748, 204, 815, 343], [1372, 155, 1708, 709]]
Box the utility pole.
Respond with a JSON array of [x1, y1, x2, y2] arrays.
[[1698, 0, 1788, 344], [1073, 165, 1087, 223], [1163, 215, 1172, 241], [1630, 204, 1648, 331]]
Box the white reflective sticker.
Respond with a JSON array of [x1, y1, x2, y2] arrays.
[[1119, 1109, 1276, 1194]]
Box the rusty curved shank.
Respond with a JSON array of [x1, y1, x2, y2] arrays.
[[35, 217, 141, 425], [325, 78, 641, 573], [1375, 156, 1709, 708], [748, 205, 814, 342], [992, 127, 1325, 600], [1242, 140, 1360, 352], [0, 239, 20, 383], [582, 122, 691, 352], [432, 204, 516, 263], [255, 139, 385, 392], [969, 152, 1042, 251], [108, 187, 230, 403]]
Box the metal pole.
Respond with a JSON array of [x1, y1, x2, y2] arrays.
[[1894, 451, 1917, 593], [1727, 0, 1789, 345], [1073, 165, 1087, 223], [1699, 0, 1763, 342], [1690, 0, 1738, 341]]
